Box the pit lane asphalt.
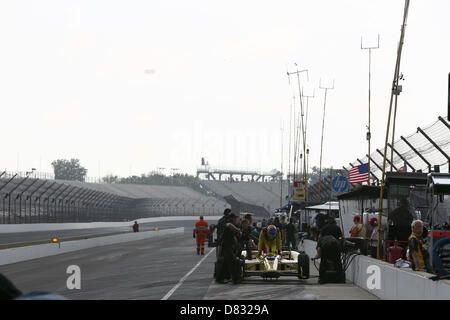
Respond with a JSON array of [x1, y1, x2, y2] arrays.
[[0, 229, 378, 300]]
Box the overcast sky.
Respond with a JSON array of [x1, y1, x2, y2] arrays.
[[1, 0, 449, 178]]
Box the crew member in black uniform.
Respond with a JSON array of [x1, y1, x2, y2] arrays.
[[240, 218, 257, 259], [217, 213, 242, 284], [314, 217, 345, 284]]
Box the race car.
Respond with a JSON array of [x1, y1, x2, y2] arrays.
[[240, 249, 310, 280]]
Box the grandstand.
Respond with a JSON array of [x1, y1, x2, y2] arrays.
[[200, 180, 288, 214], [0, 172, 227, 224]]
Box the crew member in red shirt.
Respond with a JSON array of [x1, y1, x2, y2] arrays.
[[193, 216, 209, 255]]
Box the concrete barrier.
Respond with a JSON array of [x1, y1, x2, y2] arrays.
[[302, 239, 450, 300], [0, 227, 184, 266], [0, 216, 221, 233]]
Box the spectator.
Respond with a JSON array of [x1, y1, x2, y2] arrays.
[[408, 220, 431, 272], [349, 216, 366, 238]]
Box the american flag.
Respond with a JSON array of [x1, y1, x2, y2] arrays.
[[349, 163, 369, 184]]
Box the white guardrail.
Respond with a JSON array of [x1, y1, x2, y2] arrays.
[[302, 239, 450, 300], [0, 227, 184, 266]]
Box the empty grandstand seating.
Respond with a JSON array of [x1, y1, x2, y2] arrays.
[[200, 180, 289, 213], [0, 172, 227, 224]]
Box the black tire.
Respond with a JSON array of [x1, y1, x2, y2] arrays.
[[297, 252, 310, 279]]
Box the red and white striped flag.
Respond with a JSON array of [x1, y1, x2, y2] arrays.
[[349, 163, 369, 184]]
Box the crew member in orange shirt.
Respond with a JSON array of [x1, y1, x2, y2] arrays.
[[193, 216, 209, 255]]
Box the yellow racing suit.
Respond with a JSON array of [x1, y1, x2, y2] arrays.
[[257, 227, 282, 254]]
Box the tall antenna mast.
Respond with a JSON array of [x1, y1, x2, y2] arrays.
[[318, 79, 335, 203], [303, 89, 315, 183], [361, 34, 380, 184], [287, 64, 308, 183]]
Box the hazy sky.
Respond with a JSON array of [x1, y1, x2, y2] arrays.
[[1, 1, 449, 178]]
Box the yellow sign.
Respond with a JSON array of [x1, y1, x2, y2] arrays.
[[294, 181, 306, 200]]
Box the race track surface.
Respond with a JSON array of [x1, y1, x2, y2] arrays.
[[0, 225, 378, 300], [0, 220, 196, 246]]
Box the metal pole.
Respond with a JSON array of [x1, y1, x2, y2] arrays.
[[303, 92, 314, 183], [361, 35, 380, 183], [318, 79, 335, 203], [390, 93, 400, 171], [378, 0, 410, 259]]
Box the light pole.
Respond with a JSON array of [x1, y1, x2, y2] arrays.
[[361, 35, 380, 184], [318, 79, 335, 203]]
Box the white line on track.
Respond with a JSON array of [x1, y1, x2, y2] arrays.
[[161, 248, 215, 300]]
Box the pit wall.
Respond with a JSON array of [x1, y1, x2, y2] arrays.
[[302, 239, 450, 300], [0, 216, 220, 233], [0, 227, 184, 266]]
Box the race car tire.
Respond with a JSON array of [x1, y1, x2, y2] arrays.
[[297, 252, 310, 279]]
